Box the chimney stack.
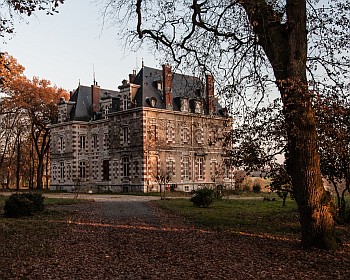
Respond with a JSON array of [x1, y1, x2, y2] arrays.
[[91, 84, 101, 113], [206, 74, 215, 115], [162, 64, 173, 110]]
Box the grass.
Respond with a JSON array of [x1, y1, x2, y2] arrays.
[[156, 197, 301, 238], [155, 196, 350, 243]]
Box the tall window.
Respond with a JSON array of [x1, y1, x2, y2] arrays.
[[104, 105, 110, 119], [198, 157, 204, 180], [103, 160, 110, 181], [79, 161, 86, 178], [60, 162, 65, 179], [122, 127, 129, 143], [183, 128, 189, 143], [80, 135, 86, 150], [167, 124, 174, 143], [122, 157, 130, 177], [59, 136, 64, 152], [104, 133, 109, 148], [167, 159, 175, 176], [134, 161, 140, 178], [67, 165, 71, 180], [183, 157, 189, 180], [123, 96, 128, 111], [113, 161, 119, 179], [92, 134, 98, 149], [151, 125, 157, 140], [52, 166, 57, 180]]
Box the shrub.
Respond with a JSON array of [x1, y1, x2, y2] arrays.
[[190, 188, 215, 208], [3, 193, 45, 218], [253, 184, 261, 193]]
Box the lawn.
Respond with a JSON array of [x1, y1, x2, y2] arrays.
[[155, 196, 350, 243]]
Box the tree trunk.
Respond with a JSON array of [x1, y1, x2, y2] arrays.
[[36, 156, 44, 190], [242, 0, 338, 249], [16, 134, 21, 192]]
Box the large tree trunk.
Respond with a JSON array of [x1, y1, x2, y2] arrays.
[[242, 0, 338, 249]]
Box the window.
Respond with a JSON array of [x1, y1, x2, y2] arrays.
[[113, 161, 119, 179], [122, 157, 130, 177], [104, 105, 110, 119], [122, 96, 128, 111], [134, 161, 140, 178], [59, 136, 64, 152], [80, 135, 86, 150], [195, 129, 203, 144], [151, 125, 157, 140], [92, 160, 98, 179], [183, 128, 189, 143], [60, 162, 65, 179], [52, 166, 57, 180], [104, 133, 109, 148], [103, 160, 110, 181], [92, 134, 98, 149], [167, 124, 174, 143], [67, 165, 71, 180], [167, 159, 175, 177], [122, 127, 129, 143], [79, 161, 86, 178], [224, 165, 229, 179], [198, 157, 204, 180], [184, 185, 190, 192], [183, 157, 189, 180]]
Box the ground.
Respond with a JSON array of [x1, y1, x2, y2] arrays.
[[1, 194, 349, 279]]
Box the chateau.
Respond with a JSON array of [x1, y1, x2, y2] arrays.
[[49, 65, 233, 193]]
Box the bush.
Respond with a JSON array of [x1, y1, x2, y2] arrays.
[[190, 188, 215, 208], [253, 184, 261, 193], [3, 193, 45, 218]]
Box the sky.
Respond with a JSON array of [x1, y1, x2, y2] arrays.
[[0, 0, 157, 92]]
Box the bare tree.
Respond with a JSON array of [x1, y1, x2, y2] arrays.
[[100, 0, 350, 250]]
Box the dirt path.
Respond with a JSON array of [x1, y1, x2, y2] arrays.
[[1, 198, 350, 279]]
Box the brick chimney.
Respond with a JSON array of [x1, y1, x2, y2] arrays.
[[162, 64, 173, 110], [91, 82, 101, 113], [206, 74, 215, 115], [129, 69, 137, 84]]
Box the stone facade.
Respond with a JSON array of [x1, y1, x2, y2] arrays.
[[50, 65, 232, 192]]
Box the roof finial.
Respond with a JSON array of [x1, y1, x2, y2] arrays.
[[93, 63, 96, 85], [79, 79, 80, 86], [142, 58, 144, 68]]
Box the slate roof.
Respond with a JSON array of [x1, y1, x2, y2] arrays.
[[132, 66, 204, 110], [69, 85, 118, 121]]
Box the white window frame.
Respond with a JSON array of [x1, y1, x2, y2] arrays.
[[60, 162, 65, 179], [122, 126, 129, 144], [183, 128, 188, 143], [183, 157, 189, 181], [80, 135, 86, 150], [198, 157, 204, 180], [79, 161, 86, 178], [122, 157, 130, 178]]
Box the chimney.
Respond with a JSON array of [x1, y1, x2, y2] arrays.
[[206, 74, 215, 115], [129, 69, 137, 84], [162, 64, 173, 110], [91, 83, 100, 113]]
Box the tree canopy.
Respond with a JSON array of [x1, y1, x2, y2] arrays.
[[0, 0, 64, 36], [100, 0, 350, 250], [0, 53, 68, 189]]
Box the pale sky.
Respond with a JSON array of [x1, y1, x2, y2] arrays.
[[0, 0, 157, 92]]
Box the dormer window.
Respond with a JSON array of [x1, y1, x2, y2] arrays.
[[146, 96, 157, 108], [153, 80, 163, 91], [104, 105, 110, 119], [122, 96, 128, 111]]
